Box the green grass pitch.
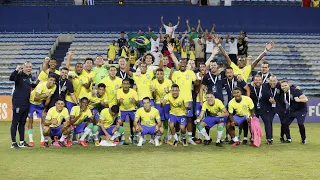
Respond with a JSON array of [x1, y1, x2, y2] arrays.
[[0, 122, 319, 180]]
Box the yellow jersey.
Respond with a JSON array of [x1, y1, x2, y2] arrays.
[[99, 76, 123, 107], [30, 82, 56, 105], [78, 70, 96, 99], [201, 99, 225, 117], [228, 96, 254, 117], [66, 71, 87, 103], [99, 108, 117, 128], [116, 88, 138, 111], [151, 79, 172, 104], [129, 53, 137, 65], [172, 70, 196, 102], [46, 107, 69, 128], [108, 44, 117, 60], [87, 92, 108, 110], [189, 51, 195, 61], [70, 106, 92, 125], [135, 107, 160, 126], [132, 71, 154, 100], [38, 70, 60, 82], [181, 48, 187, 59], [121, 46, 129, 58], [164, 93, 188, 116], [230, 62, 252, 83]]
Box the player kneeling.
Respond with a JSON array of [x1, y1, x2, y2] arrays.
[[195, 92, 229, 146], [98, 105, 124, 146], [133, 97, 163, 147], [42, 98, 70, 147]]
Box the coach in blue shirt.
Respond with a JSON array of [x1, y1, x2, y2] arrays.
[[9, 61, 37, 149]]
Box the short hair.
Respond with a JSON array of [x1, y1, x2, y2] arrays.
[[50, 57, 57, 61], [48, 73, 56, 80], [225, 67, 233, 71], [171, 84, 179, 89], [156, 68, 163, 73], [233, 87, 241, 92], [143, 53, 155, 64], [254, 74, 262, 80], [206, 91, 214, 96], [142, 97, 151, 102], [110, 105, 120, 114], [80, 97, 89, 102], [97, 83, 106, 89], [122, 78, 130, 84], [109, 65, 117, 70], [199, 62, 206, 67], [269, 75, 277, 79], [262, 61, 269, 66], [56, 98, 65, 103], [118, 56, 126, 60], [96, 55, 103, 58], [75, 62, 82, 66], [61, 67, 69, 71], [84, 57, 94, 64], [280, 80, 289, 84], [210, 60, 218, 64]]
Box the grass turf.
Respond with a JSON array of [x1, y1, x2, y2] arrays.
[[0, 122, 319, 180]]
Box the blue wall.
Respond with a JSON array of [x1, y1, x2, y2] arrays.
[[0, 5, 318, 33]]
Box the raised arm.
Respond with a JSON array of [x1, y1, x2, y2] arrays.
[[251, 41, 274, 69], [186, 19, 191, 32], [9, 65, 22, 81], [196, 19, 201, 32], [213, 34, 232, 66], [126, 58, 134, 77], [198, 20, 204, 33], [161, 16, 164, 27], [205, 47, 219, 67], [66, 52, 73, 70], [168, 43, 180, 70], [210, 24, 215, 35], [42, 57, 50, 74], [176, 16, 180, 27]]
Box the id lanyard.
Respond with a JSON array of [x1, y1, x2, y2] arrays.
[[227, 78, 234, 92], [253, 85, 262, 105], [284, 90, 291, 110], [270, 87, 277, 98], [208, 72, 218, 92], [262, 73, 269, 84], [119, 71, 127, 80], [59, 80, 67, 96]]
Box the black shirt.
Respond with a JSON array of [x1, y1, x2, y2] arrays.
[[265, 82, 285, 112], [248, 84, 272, 112], [117, 38, 127, 49], [10, 70, 37, 106], [251, 71, 273, 84], [48, 72, 74, 108], [281, 86, 307, 112], [116, 68, 136, 87], [223, 76, 247, 102], [202, 71, 225, 103], [237, 42, 248, 56]]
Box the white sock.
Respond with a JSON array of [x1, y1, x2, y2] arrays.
[[44, 136, 49, 142], [233, 136, 239, 142], [174, 133, 178, 141], [155, 134, 161, 141], [197, 130, 203, 139], [168, 134, 172, 140], [217, 130, 223, 143], [243, 137, 248, 140], [93, 132, 99, 141], [150, 135, 155, 140], [28, 133, 33, 142], [69, 134, 73, 142], [121, 133, 125, 141], [80, 127, 91, 141], [199, 128, 210, 140], [60, 134, 68, 142], [111, 131, 121, 140]]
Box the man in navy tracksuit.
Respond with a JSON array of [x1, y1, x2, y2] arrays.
[[248, 75, 272, 144], [9, 62, 37, 149], [280, 80, 308, 144]]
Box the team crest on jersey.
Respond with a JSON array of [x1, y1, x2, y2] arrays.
[[150, 116, 154, 120], [165, 87, 169, 93], [129, 98, 132, 101], [115, 85, 119, 89], [178, 102, 182, 106], [243, 106, 247, 110], [146, 74, 150, 78], [186, 75, 189, 80]]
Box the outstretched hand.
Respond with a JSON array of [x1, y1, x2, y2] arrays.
[[265, 41, 275, 51]]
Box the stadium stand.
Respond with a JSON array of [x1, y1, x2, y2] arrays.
[[0, 32, 319, 97]]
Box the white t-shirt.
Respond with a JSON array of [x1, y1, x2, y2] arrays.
[[228, 39, 238, 55], [224, 0, 231, 6], [206, 40, 215, 53], [164, 25, 178, 38], [150, 38, 160, 52], [151, 51, 160, 66]]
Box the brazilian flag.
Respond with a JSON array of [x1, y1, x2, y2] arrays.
[[128, 33, 154, 50]]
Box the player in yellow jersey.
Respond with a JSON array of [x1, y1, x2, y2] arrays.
[[98, 105, 124, 146], [100, 66, 123, 107], [88, 83, 108, 117], [134, 97, 163, 146], [151, 68, 172, 140], [126, 61, 154, 106], [28, 74, 56, 147], [69, 97, 93, 146], [227, 87, 255, 146], [117, 79, 139, 144], [78, 58, 96, 99], [161, 84, 191, 146], [195, 92, 229, 146], [93, 55, 109, 86], [171, 59, 197, 145], [108, 40, 117, 63], [213, 35, 274, 82], [42, 98, 70, 147], [37, 57, 60, 83]]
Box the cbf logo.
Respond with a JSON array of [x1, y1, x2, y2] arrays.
[[164, 87, 169, 93], [186, 75, 189, 80], [178, 102, 182, 106], [150, 116, 154, 120], [129, 98, 132, 102], [115, 85, 119, 89], [146, 74, 150, 79], [243, 105, 247, 110]]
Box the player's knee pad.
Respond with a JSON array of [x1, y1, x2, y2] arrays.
[[197, 124, 204, 131], [92, 125, 99, 134], [217, 124, 224, 131], [117, 126, 124, 134]]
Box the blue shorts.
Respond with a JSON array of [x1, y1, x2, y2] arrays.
[[91, 109, 100, 120], [169, 114, 187, 126], [155, 104, 170, 120], [203, 116, 228, 128], [141, 125, 156, 135], [99, 125, 116, 136], [139, 99, 155, 107], [234, 115, 247, 126], [121, 110, 135, 122], [50, 126, 62, 137], [195, 102, 202, 117], [187, 102, 193, 118], [66, 101, 76, 113], [74, 122, 86, 134], [28, 103, 44, 118]]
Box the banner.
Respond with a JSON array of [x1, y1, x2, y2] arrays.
[[0, 96, 12, 121]]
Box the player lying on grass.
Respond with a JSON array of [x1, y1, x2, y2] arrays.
[[98, 105, 124, 147], [195, 91, 229, 146], [133, 97, 163, 147], [227, 87, 255, 146], [42, 98, 70, 148]]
